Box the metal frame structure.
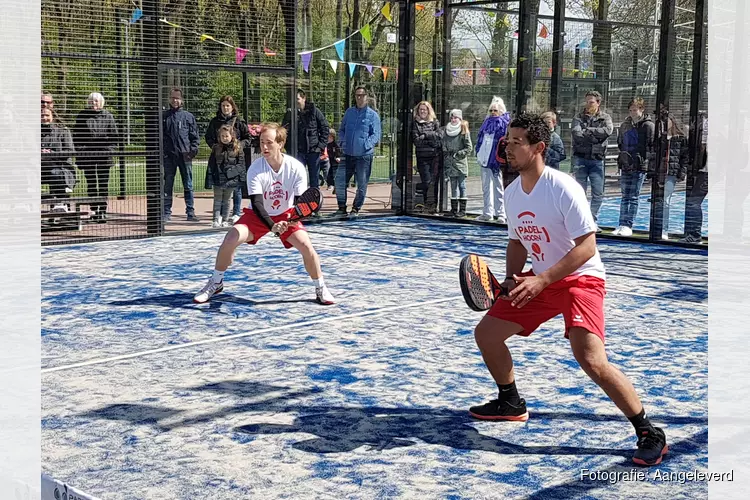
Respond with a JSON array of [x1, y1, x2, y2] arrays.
[[41, 0, 297, 245], [398, 0, 708, 246], [41, 0, 707, 247]]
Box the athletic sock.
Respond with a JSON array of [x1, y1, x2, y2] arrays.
[[497, 381, 521, 405], [212, 270, 225, 283], [628, 408, 655, 434], [313, 277, 325, 288]]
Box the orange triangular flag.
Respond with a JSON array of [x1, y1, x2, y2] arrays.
[[539, 24, 549, 39], [382, 66, 389, 80]]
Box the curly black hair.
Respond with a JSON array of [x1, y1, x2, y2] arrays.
[[509, 112, 550, 154]]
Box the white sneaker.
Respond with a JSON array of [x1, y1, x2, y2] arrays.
[[315, 286, 335, 305], [619, 226, 633, 237], [612, 226, 623, 236], [212, 220, 222, 228], [52, 204, 69, 213], [495, 216, 507, 224], [476, 214, 493, 222], [231, 214, 241, 223], [194, 279, 224, 304], [662, 232, 669, 240]]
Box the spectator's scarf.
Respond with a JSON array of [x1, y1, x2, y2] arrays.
[[477, 115, 505, 137]]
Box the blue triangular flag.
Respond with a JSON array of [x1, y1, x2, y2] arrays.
[[130, 8, 143, 24], [348, 62, 357, 77], [334, 40, 345, 61]]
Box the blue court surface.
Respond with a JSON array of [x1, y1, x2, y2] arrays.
[[42, 217, 707, 499], [596, 192, 709, 236]]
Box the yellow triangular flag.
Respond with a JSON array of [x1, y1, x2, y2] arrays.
[[328, 59, 338, 73], [503, 15, 511, 27], [360, 24, 372, 45], [381, 2, 392, 22], [510, 68, 516, 76], [161, 19, 181, 29], [200, 34, 215, 43], [493, 67, 500, 73]]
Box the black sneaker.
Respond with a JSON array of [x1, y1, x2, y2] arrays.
[[187, 213, 200, 222], [469, 398, 529, 421], [632, 426, 668, 466]]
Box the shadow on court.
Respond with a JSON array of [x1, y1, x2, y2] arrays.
[[106, 292, 316, 311], [79, 380, 706, 462]]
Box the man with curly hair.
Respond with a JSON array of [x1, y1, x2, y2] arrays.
[[469, 113, 668, 466]]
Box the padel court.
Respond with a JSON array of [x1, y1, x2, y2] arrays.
[[41, 217, 707, 499]]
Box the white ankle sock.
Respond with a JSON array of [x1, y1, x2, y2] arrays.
[[212, 270, 225, 283], [313, 277, 325, 288]]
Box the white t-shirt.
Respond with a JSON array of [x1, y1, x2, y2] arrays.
[[505, 167, 606, 280], [246, 154, 308, 216]]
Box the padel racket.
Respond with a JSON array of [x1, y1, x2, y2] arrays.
[[459, 254, 508, 311], [286, 186, 324, 222], [274, 187, 323, 236]]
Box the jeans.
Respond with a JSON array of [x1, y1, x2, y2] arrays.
[[213, 187, 234, 220], [573, 157, 605, 221], [684, 171, 708, 238], [449, 174, 467, 199], [297, 151, 322, 189], [319, 159, 330, 187], [618, 171, 646, 228], [662, 175, 677, 234], [164, 154, 195, 216], [233, 186, 242, 216], [481, 167, 505, 217], [336, 155, 373, 211]]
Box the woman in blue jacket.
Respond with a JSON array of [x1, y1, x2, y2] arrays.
[[475, 97, 510, 223]]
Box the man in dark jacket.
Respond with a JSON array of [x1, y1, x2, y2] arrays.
[[282, 89, 330, 190], [614, 97, 655, 236], [571, 90, 613, 227], [162, 87, 200, 222]]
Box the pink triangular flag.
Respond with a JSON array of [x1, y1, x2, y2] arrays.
[[235, 47, 248, 65]]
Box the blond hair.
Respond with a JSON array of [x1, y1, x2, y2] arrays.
[[260, 122, 288, 146], [413, 101, 437, 121]]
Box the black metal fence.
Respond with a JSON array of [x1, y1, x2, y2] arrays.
[[41, 0, 708, 246]]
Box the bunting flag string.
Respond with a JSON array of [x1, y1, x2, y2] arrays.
[[159, 18, 275, 58], [324, 59, 392, 81]]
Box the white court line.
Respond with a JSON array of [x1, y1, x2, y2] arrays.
[[316, 242, 708, 307], [41, 295, 463, 375]]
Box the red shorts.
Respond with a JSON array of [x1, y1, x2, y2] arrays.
[[486, 271, 607, 342], [235, 208, 306, 249]]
